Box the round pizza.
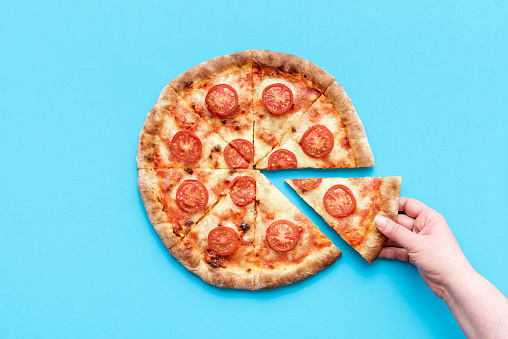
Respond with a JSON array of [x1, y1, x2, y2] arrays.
[[137, 50, 401, 290]]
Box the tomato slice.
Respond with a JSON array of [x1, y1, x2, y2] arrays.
[[262, 83, 294, 115], [176, 180, 209, 214], [223, 144, 249, 169], [229, 139, 254, 163], [169, 131, 202, 162], [205, 84, 239, 118], [323, 184, 356, 218], [300, 125, 334, 158], [207, 226, 238, 256], [229, 176, 256, 206], [292, 177, 323, 190], [267, 149, 298, 170], [266, 220, 300, 253]]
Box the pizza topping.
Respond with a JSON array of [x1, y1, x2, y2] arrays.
[[208, 226, 239, 256], [223, 144, 250, 169], [185, 168, 193, 174], [267, 149, 298, 170], [185, 220, 194, 226], [300, 125, 334, 158], [169, 131, 202, 162], [323, 184, 356, 218], [292, 177, 323, 190], [229, 176, 256, 206], [214, 145, 221, 151], [266, 220, 300, 253], [240, 222, 250, 232], [229, 139, 254, 163], [262, 83, 294, 115], [205, 84, 239, 118], [176, 180, 209, 214]]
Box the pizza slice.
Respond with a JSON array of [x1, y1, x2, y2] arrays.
[[252, 50, 335, 164], [169, 51, 254, 149], [138, 168, 242, 251], [256, 82, 374, 169], [171, 172, 257, 289], [137, 85, 254, 170], [286, 176, 401, 263], [254, 172, 341, 289]]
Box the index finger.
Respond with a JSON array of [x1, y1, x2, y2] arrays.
[[399, 197, 428, 219]]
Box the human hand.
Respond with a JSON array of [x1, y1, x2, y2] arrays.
[[374, 198, 474, 299]]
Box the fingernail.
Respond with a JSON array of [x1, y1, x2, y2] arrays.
[[375, 216, 386, 228]]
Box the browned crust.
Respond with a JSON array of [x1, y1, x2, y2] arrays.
[[325, 82, 374, 167], [256, 245, 341, 289], [136, 85, 179, 170], [169, 51, 252, 95], [137, 169, 181, 250], [251, 50, 335, 93], [360, 176, 402, 263], [171, 242, 256, 290]]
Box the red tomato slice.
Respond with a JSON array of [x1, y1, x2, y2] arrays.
[[323, 184, 356, 218], [300, 125, 334, 158], [229, 176, 256, 206], [223, 144, 250, 169], [266, 220, 300, 253], [176, 180, 209, 214], [267, 149, 298, 170], [292, 177, 323, 190], [208, 226, 239, 255], [229, 139, 254, 163], [262, 83, 294, 115], [169, 131, 202, 162], [205, 84, 239, 118]]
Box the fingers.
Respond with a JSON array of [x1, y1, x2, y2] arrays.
[[399, 197, 428, 219], [396, 214, 415, 230], [375, 216, 418, 250], [379, 247, 409, 261]]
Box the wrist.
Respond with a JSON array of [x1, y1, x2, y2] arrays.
[[442, 263, 477, 304]]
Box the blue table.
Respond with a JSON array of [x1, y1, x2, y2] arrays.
[[1, 1, 507, 337]]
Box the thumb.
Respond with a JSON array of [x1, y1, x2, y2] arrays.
[[375, 216, 417, 250]]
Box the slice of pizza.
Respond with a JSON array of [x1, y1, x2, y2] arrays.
[[254, 172, 341, 289], [137, 85, 245, 170], [169, 51, 254, 151], [171, 172, 257, 289], [252, 50, 335, 164], [256, 82, 374, 169], [138, 168, 242, 251], [286, 176, 401, 263]]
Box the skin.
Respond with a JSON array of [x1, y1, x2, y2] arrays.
[[374, 197, 508, 339]]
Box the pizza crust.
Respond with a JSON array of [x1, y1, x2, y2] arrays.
[[169, 51, 252, 95], [256, 245, 341, 289], [138, 169, 181, 250], [359, 176, 401, 262], [252, 50, 335, 93], [325, 82, 374, 167]]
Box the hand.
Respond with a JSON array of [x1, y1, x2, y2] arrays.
[[374, 197, 473, 299]]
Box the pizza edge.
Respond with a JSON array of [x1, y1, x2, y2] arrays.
[[360, 176, 401, 263], [325, 82, 375, 168]]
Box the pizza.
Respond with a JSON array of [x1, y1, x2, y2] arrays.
[[137, 50, 398, 289], [286, 177, 402, 263]]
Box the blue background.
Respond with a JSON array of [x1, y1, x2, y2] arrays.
[[1, 1, 507, 338]]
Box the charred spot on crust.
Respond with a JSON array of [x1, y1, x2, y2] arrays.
[[292, 127, 296, 132], [184, 81, 194, 89], [205, 251, 225, 268], [246, 268, 251, 272], [185, 220, 194, 226], [304, 74, 307, 78], [221, 119, 227, 124], [185, 168, 193, 174], [235, 126, 240, 130], [173, 230, 181, 237]]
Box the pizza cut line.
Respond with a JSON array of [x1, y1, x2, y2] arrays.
[[137, 50, 400, 290]]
